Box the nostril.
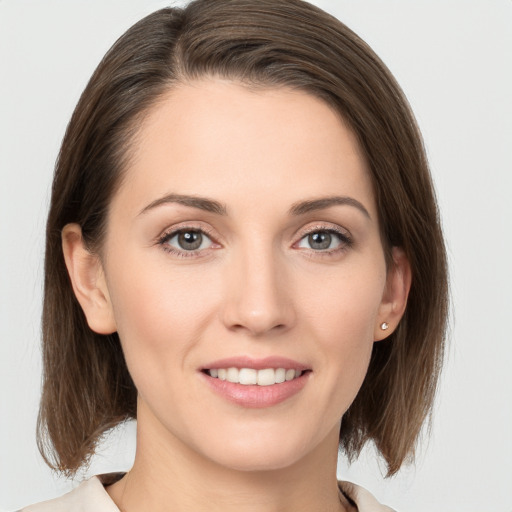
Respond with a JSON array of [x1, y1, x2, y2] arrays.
[[229, 322, 287, 335]]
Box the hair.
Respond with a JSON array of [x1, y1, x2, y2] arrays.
[[38, 0, 448, 477]]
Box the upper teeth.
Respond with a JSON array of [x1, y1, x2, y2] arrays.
[[208, 368, 303, 386]]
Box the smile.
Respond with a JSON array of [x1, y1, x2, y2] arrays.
[[206, 367, 303, 386]]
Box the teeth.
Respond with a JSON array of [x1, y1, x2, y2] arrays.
[[275, 368, 286, 383], [239, 368, 257, 385], [226, 367, 239, 383], [208, 367, 304, 386], [257, 368, 275, 386], [285, 369, 296, 381]]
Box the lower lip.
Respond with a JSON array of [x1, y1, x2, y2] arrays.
[[201, 371, 310, 408]]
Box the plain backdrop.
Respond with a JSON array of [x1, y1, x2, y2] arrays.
[[1, 1, 511, 510]]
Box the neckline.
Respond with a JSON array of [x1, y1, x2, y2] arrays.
[[96, 473, 360, 511]]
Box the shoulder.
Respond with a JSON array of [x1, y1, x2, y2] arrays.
[[339, 481, 397, 512], [19, 475, 120, 512]]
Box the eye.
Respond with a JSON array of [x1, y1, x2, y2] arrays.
[[296, 228, 351, 252], [160, 228, 214, 253]]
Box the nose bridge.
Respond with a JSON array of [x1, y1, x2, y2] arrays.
[[222, 236, 294, 336]]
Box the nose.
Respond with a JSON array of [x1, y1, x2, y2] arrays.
[[221, 244, 295, 337]]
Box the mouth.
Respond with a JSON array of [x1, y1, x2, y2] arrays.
[[200, 358, 311, 408], [203, 367, 307, 386]]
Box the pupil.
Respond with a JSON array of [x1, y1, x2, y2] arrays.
[[309, 232, 331, 250], [178, 231, 202, 250]]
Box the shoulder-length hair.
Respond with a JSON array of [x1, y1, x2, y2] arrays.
[[38, 0, 448, 477]]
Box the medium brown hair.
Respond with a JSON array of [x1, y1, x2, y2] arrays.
[[38, 0, 448, 477]]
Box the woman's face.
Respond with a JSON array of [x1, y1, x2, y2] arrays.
[[91, 80, 402, 471]]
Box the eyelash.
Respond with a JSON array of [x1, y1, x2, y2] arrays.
[[157, 225, 218, 258], [156, 224, 353, 258], [295, 225, 353, 258]]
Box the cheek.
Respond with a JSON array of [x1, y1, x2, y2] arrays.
[[303, 261, 386, 346], [108, 274, 196, 407], [302, 260, 386, 401], [106, 257, 220, 371]]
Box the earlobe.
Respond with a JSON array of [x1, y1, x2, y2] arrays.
[[374, 247, 412, 341], [61, 223, 117, 335]]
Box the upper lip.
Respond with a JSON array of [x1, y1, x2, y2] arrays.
[[201, 356, 310, 371]]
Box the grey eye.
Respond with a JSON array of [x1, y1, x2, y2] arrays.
[[297, 230, 344, 251], [166, 230, 212, 251], [308, 232, 332, 250], [177, 231, 202, 250]]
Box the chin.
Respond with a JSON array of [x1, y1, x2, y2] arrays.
[[212, 448, 304, 473], [197, 427, 323, 474]]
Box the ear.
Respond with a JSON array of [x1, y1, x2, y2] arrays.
[[374, 247, 412, 341], [61, 223, 117, 335]]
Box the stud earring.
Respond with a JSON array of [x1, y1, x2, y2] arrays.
[[380, 322, 389, 331]]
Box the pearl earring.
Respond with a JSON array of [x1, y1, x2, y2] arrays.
[[380, 322, 389, 330]]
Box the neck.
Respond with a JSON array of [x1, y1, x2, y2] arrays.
[[107, 405, 349, 512]]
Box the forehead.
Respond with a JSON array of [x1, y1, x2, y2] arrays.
[[112, 79, 376, 219]]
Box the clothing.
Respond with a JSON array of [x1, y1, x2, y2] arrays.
[[20, 474, 396, 512]]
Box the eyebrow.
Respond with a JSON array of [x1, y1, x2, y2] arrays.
[[139, 193, 228, 216], [289, 196, 371, 219], [139, 193, 370, 219]]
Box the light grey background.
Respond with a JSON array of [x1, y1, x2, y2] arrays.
[[1, 1, 511, 510]]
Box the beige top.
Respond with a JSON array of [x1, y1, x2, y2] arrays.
[[20, 474, 396, 512]]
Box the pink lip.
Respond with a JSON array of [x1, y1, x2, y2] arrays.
[[202, 356, 309, 372], [199, 356, 311, 408]]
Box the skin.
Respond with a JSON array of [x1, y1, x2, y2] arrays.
[[62, 80, 410, 512]]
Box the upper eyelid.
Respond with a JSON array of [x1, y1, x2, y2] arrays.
[[157, 222, 218, 242], [157, 226, 218, 257], [292, 223, 354, 251], [155, 220, 351, 247], [294, 222, 351, 239]]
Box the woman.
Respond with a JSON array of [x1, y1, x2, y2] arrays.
[[21, 0, 448, 510]]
